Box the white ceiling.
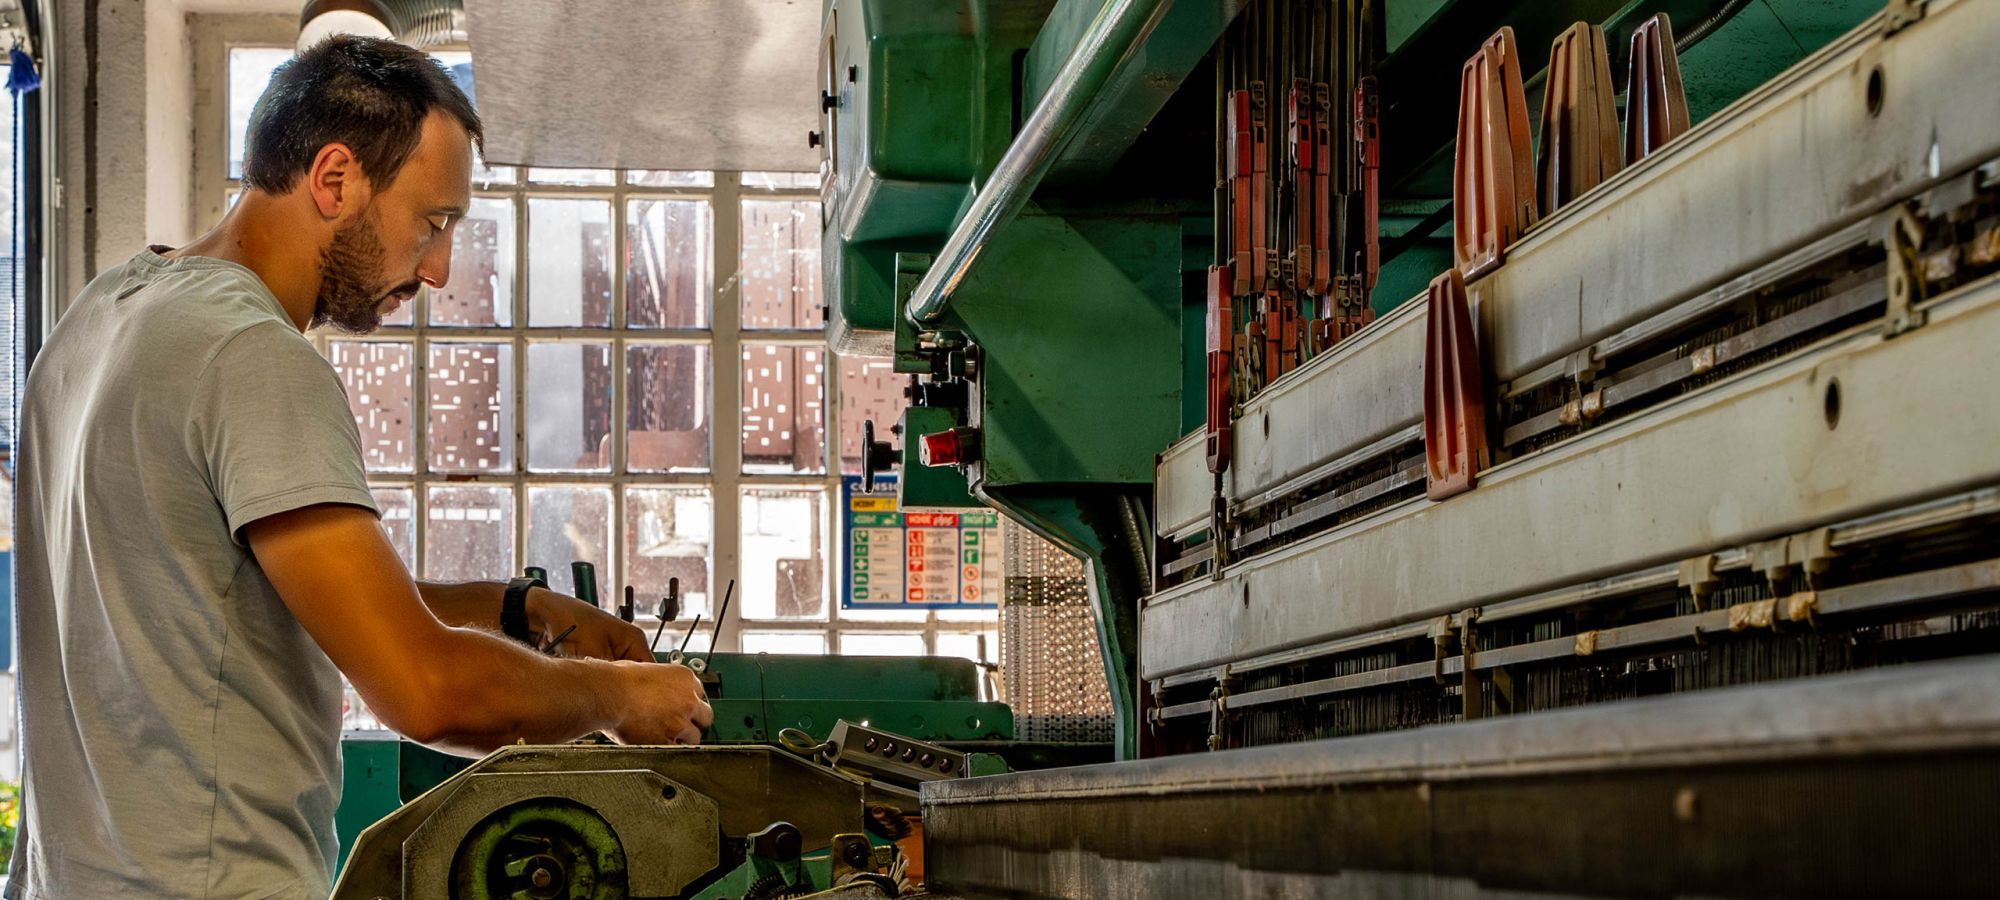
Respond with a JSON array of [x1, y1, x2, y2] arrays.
[[467, 0, 821, 172]]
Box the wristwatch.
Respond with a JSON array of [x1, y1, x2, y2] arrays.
[[502, 575, 545, 647]]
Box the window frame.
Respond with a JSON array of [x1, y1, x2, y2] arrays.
[[209, 40, 998, 661]]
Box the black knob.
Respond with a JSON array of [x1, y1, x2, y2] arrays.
[[861, 419, 898, 494], [821, 90, 839, 111], [807, 130, 823, 148], [748, 821, 803, 862]]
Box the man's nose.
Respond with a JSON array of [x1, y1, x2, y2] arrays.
[[418, 229, 454, 289]]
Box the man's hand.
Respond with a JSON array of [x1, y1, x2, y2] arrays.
[[528, 588, 653, 661], [605, 662, 714, 745]]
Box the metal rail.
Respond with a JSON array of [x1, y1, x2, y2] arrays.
[[903, 0, 1169, 326]]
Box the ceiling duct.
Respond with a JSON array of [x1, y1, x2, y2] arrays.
[[298, 0, 467, 50]]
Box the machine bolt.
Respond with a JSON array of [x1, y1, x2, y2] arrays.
[[530, 867, 553, 888], [864, 737, 878, 751], [807, 131, 823, 148], [900, 748, 916, 762], [918, 753, 933, 767], [938, 757, 955, 772]]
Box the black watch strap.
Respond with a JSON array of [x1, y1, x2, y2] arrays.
[[501, 576, 544, 646]]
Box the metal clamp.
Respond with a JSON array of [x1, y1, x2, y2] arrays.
[[1885, 0, 1927, 36], [1884, 205, 1928, 337]]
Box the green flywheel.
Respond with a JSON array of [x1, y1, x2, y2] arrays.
[[449, 799, 630, 900]]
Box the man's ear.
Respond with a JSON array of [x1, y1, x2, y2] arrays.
[[307, 143, 371, 221]]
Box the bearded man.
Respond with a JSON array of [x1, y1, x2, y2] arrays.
[[8, 36, 711, 899]]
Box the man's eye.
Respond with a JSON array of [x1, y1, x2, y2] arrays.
[[427, 215, 451, 233]]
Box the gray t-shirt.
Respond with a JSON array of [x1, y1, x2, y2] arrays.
[[9, 248, 377, 898]]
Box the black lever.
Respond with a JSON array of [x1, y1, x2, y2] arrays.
[[861, 419, 898, 494]]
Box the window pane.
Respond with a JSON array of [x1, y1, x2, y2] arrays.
[[627, 487, 714, 616], [741, 632, 827, 655], [527, 342, 613, 472], [472, 155, 518, 188], [655, 629, 714, 655], [743, 171, 819, 190], [628, 170, 714, 188], [425, 485, 514, 582], [528, 199, 614, 327], [428, 342, 514, 472], [526, 487, 612, 596], [626, 343, 710, 473], [838, 354, 908, 474], [742, 345, 825, 475], [228, 47, 291, 179], [741, 487, 826, 620], [329, 340, 413, 473], [740, 199, 822, 329], [839, 632, 925, 656], [528, 167, 615, 185], [936, 631, 998, 665], [372, 487, 415, 573], [383, 294, 413, 327], [626, 199, 712, 329], [431, 197, 515, 326], [839, 605, 928, 622]]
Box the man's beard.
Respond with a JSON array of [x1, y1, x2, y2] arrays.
[[313, 212, 416, 334]]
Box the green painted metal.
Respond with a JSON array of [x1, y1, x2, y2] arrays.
[[822, 0, 1060, 354], [896, 406, 983, 509], [1024, 0, 1253, 185], [950, 208, 1187, 488], [334, 735, 403, 875]]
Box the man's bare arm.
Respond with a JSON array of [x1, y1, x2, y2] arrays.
[[415, 580, 654, 662], [244, 503, 711, 755]]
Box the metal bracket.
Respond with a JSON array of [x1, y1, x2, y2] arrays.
[[1884, 205, 1928, 337], [1678, 554, 1720, 612], [1884, 0, 1927, 36], [1206, 664, 1235, 751]]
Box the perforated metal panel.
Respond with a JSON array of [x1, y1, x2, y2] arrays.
[[999, 519, 1115, 743]]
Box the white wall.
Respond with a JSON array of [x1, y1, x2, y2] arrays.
[[53, 0, 198, 312]]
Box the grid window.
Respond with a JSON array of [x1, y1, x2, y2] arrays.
[[740, 199, 822, 329], [226, 46, 995, 662], [741, 345, 825, 475]]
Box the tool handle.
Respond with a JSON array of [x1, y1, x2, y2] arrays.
[[571, 561, 599, 608]]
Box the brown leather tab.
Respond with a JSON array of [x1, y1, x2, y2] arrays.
[[1424, 268, 1488, 500], [1454, 27, 1537, 279], [1538, 22, 1622, 214], [1624, 13, 1691, 164]]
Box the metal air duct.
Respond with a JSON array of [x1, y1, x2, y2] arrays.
[[298, 0, 466, 50]]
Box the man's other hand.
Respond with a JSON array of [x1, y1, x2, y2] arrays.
[[606, 662, 713, 745], [528, 588, 653, 661]]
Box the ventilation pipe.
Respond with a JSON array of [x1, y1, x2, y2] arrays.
[[298, 0, 467, 50]]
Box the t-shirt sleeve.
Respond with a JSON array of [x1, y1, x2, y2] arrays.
[[191, 320, 379, 542]]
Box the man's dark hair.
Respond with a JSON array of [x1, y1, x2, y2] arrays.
[[242, 35, 484, 194]]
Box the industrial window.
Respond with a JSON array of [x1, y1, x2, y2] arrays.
[[222, 48, 999, 729]]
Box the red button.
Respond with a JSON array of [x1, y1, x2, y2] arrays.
[[919, 428, 980, 467]]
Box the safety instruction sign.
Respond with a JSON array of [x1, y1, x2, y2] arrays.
[[841, 475, 1002, 609]]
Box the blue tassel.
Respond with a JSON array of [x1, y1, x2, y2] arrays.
[[6, 46, 38, 96]]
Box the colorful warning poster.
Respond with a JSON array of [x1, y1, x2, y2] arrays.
[[841, 475, 1002, 609]]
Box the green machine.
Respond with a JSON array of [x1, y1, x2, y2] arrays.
[[333, 653, 1025, 875], [822, 0, 1244, 761]]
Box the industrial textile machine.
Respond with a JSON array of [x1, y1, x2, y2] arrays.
[[340, 0, 2000, 896]]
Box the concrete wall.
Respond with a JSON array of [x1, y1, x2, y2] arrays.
[[52, 0, 203, 313]]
